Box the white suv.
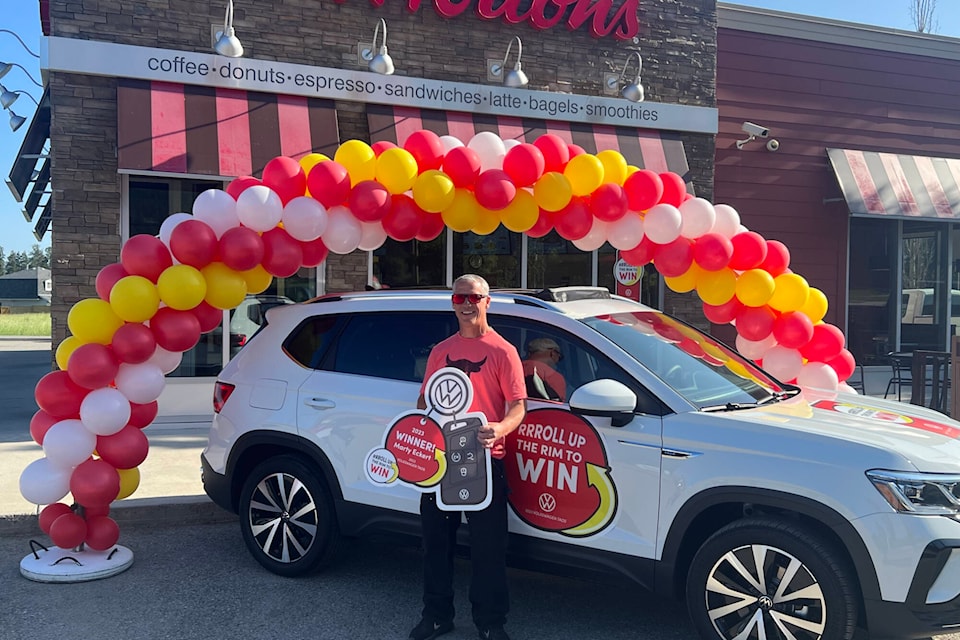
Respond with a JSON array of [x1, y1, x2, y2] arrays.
[[202, 288, 960, 640]]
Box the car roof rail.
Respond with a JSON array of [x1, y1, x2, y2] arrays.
[[301, 286, 614, 309]]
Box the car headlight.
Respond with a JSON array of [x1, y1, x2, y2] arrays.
[[867, 470, 960, 515]]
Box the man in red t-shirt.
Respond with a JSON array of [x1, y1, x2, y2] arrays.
[[409, 274, 526, 640], [521, 337, 567, 402]]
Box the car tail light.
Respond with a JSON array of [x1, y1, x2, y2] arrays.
[[213, 382, 236, 414]]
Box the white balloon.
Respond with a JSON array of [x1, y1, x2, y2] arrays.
[[193, 189, 241, 238], [282, 196, 328, 241], [643, 204, 683, 244], [735, 334, 777, 361], [608, 212, 645, 250], [147, 345, 182, 375], [80, 387, 132, 436], [712, 204, 741, 239], [679, 198, 717, 240], [358, 221, 388, 251], [115, 362, 167, 404], [439, 135, 464, 153], [503, 139, 521, 152], [468, 131, 506, 172], [798, 362, 840, 392], [236, 185, 283, 232], [838, 382, 858, 395], [158, 213, 193, 246], [20, 457, 71, 505], [43, 420, 97, 470], [762, 345, 804, 383], [572, 218, 608, 252], [323, 205, 363, 255]]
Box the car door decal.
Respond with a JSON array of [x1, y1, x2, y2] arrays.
[[813, 399, 960, 438]]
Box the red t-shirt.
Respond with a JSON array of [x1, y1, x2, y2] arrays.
[[420, 331, 526, 459], [521, 360, 567, 401]]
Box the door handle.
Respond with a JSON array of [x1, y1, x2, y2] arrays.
[[304, 398, 336, 410]]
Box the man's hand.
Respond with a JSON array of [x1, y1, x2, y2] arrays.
[[477, 399, 526, 448], [478, 423, 502, 448]]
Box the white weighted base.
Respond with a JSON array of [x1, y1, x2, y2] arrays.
[[20, 545, 134, 583]]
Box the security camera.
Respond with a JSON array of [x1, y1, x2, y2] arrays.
[[741, 122, 769, 138]]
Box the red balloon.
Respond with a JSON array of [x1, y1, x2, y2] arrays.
[[800, 323, 845, 363], [590, 183, 628, 222], [525, 210, 554, 239], [729, 231, 769, 271], [219, 226, 265, 272], [442, 146, 482, 188], [655, 238, 694, 278], [39, 503, 73, 534], [693, 233, 734, 271], [826, 349, 856, 382], [761, 240, 791, 276], [262, 156, 306, 204], [307, 161, 351, 208], [151, 307, 202, 353], [658, 172, 688, 207], [35, 371, 87, 418], [97, 425, 149, 469], [773, 311, 815, 350], [736, 305, 777, 341], [703, 298, 744, 325], [621, 236, 657, 266], [83, 504, 111, 518], [30, 409, 59, 445], [474, 170, 516, 211], [349, 180, 391, 222], [67, 343, 119, 389], [403, 130, 445, 172], [83, 516, 120, 551], [261, 227, 303, 278], [383, 194, 424, 242], [111, 323, 157, 364], [128, 400, 159, 429], [190, 301, 224, 333], [553, 198, 593, 241], [226, 176, 261, 200], [567, 144, 585, 158], [169, 219, 219, 268], [623, 170, 664, 212], [121, 235, 173, 283], [299, 238, 330, 267], [371, 140, 397, 156], [70, 459, 121, 508], [416, 212, 445, 242], [95, 263, 129, 301], [502, 143, 545, 187], [49, 512, 87, 549], [533, 134, 570, 173]]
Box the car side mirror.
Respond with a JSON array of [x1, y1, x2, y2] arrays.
[[569, 379, 637, 427]]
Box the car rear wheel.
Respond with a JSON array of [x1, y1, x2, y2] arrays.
[[239, 454, 341, 577], [686, 517, 858, 640]]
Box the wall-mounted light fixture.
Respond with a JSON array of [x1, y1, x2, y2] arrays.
[[602, 51, 644, 102], [8, 110, 26, 132], [487, 36, 528, 88], [0, 85, 38, 110], [357, 18, 395, 75], [213, 0, 244, 57]]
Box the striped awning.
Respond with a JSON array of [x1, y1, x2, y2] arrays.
[[367, 105, 691, 180], [827, 148, 960, 219], [118, 80, 340, 178]]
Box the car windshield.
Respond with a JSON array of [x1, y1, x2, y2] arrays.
[[582, 311, 787, 409]]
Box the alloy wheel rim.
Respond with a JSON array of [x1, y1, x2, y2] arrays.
[[248, 472, 319, 564]]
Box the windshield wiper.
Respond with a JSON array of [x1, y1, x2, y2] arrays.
[[700, 402, 760, 412], [758, 388, 801, 405]]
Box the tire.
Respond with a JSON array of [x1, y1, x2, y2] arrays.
[[685, 517, 858, 640], [238, 454, 342, 577]]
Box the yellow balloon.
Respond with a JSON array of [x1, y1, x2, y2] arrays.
[[769, 273, 810, 313], [801, 287, 829, 324], [665, 263, 703, 293], [158, 264, 208, 310], [202, 262, 248, 310], [334, 140, 376, 186], [68, 298, 124, 345], [473, 208, 501, 236], [413, 170, 456, 213], [696, 268, 737, 306], [299, 153, 328, 175], [55, 335, 84, 371], [500, 189, 539, 232], [564, 154, 605, 196], [533, 172, 573, 212], [441, 189, 480, 233], [241, 265, 273, 295], [116, 466, 141, 500], [109, 275, 161, 323], [376, 148, 419, 195], [597, 150, 628, 185], [735, 269, 776, 307], [625, 165, 640, 178]]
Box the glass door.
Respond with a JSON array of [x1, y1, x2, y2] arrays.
[[900, 222, 948, 352]]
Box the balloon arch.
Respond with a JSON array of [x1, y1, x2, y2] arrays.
[[20, 129, 856, 553]]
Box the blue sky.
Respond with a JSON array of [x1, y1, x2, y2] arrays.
[[0, 1, 958, 255]]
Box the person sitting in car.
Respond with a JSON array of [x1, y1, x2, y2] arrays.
[[522, 337, 567, 402]]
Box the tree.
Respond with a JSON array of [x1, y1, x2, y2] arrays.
[[910, 0, 938, 33], [43, 246, 51, 269], [27, 244, 46, 269], [6, 251, 28, 274], [0, 246, 5, 274]]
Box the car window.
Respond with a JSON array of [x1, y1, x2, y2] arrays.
[[324, 311, 456, 382], [283, 314, 344, 369]]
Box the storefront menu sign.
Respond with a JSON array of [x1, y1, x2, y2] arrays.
[[42, 37, 718, 134]]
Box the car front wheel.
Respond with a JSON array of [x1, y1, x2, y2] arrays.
[[238, 454, 341, 577], [686, 517, 858, 640]]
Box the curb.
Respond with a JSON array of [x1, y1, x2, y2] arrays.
[[0, 496, 237, 538]]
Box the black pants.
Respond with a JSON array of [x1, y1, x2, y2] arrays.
[[419, 458, 509, 630]]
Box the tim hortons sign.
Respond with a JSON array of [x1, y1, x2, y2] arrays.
[[336, 0, 641, 40]]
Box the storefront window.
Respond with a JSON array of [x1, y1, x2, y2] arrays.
[[455, 228, 521, 288], [598, 245, 661, 307], [847, 218, 897, 365], [901, 221, 949, 353], [372, 236, 446, 288], [527, 231, 590, 289]]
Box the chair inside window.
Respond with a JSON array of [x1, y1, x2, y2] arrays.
[[847, 363, 866, 394], [883, 353, 912, 402]]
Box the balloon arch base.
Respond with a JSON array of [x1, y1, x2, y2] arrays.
[[20, 544, 134, 583]]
